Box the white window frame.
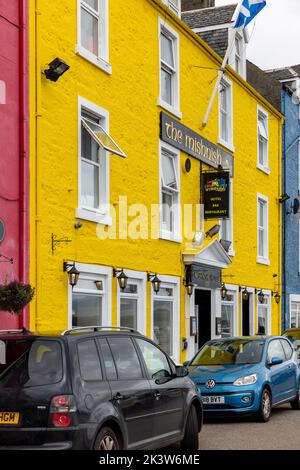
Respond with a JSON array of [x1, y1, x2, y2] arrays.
[[220, 177, 235, 256], [257, 193, 270, 265], [77, 96, 112, 226], [76, 0, 111, 74], [159, 141, 182, 243], [220, 285, 238, 337], [161, 0, 181, 17], [158, 18, 181, 119], [68, 262, 112, 329], [257, 290, 271, 335], [218, 76, 234, 152], [117, 270, 147, 335], [151, 275, 180, 364], [290, 294, 300, 328], [257, 105, 270, 174]]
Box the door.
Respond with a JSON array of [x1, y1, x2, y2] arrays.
[[103, 336, 154, 449], [135, 337, 184, 445], [280, 339, 298, 400], [267, 339, 290, 404], [242, 297, 250, 336], [195, 290, 211, 348]]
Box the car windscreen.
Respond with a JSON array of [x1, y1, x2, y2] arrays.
[[0, 339, 63, 388], [191, 340, 265, 366]]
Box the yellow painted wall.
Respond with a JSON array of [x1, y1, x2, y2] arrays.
[[29, 0, 283, 361]]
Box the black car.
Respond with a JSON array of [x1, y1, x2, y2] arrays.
[[0, 327, 202, 450]]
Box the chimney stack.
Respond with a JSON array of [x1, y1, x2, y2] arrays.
[[181, 0, 215, 11]]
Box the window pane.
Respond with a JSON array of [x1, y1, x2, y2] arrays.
[[83, 0, 98, 11], [259, 137, 265, 165], [108, 337, 143, 380], [72, 293, 102, 327], [221, 305, 233, 338], [161, 34, 174, 68], [153, 300, 173, 356], [258, 306, 268, 335], [162, 153, 177, 189], [258, 115, 268, 140], [159, 287, 174, 297], [82, 125, 99, 163], [77, 340, 102, 381], [81, 7, 98, 56], [120, 298, 138, 330], [136, 339, 171, 378], [122, 284, 138, 295], [76, 277, 100, 291], [281, 340, 293, 361], [220, 87, 227, 110], [162, 191, 173, 232], [81, 160, 100, 208], [98, 338, 117, 380], [267, 340, 286, 362], [259, 201, 264, 227], [161, 68, 172, 105], [220, 111, 228, 142], [258, 228, 264, 257], [82, 118, 126, 157]]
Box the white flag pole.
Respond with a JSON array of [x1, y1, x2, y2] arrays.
[[201, 2, 243, 129]]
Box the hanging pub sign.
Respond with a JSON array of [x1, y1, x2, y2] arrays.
[[201, 171, 230, 220], [160, 112, 234, 176]]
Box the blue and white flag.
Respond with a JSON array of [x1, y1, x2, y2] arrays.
[[233, 0, 267, 29]]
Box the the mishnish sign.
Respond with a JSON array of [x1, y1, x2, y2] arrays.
[[160, 112, 234, 175]]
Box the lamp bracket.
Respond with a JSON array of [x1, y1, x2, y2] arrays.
[[52, 233, 72, 255]]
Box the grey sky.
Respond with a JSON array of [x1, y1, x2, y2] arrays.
[[215, 0, 300, 70]]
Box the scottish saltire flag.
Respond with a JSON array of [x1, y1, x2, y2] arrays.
[[233, 0, 267, 29]]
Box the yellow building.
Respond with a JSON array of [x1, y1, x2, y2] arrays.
[[29, 0, 284, 363]]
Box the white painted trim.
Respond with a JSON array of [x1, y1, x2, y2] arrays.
[[158, 17, 181, 119], [116, 270, 147, 336], [183, 239, 232, 269], [161, 0, 181, 17], [228, 28, 246, 79], [77, 96, 111, 225], [257, 105, 270, 174], [289, 294, 300, 328], [68, 262, 112, 328], [257, 289, 272, 335], [218, 75, 234, 151], [257, 193, 269, 265], [220, 284, 239, 337], [150, 274, 181, 364]]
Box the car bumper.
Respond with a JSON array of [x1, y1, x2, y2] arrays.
[[198, 385, 261, 415]]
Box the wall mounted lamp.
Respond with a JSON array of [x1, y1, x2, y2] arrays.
[[63, 261, 80, 288], [147, 273, 161, 295], [221, 283, 228, 301], [273, 291, 281, 304], [239, 286, 249, 301], [279, 193, 290, 204], [95, 280, 103, 291], [44, 58, 70, 82], [113, 268, 128, 291], [255, 289, 265, 304], [205, 224, 221, 238]]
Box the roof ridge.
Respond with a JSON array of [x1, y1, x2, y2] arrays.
[[182, 3, 237, 14]]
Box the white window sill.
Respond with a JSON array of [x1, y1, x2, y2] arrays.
[[76, 45, 112, 75], [76, 207, 112, 226], [256, 257, 270, 266], [157, 99, 182, 120], [159, 230, 182, 244], [257, 164, 270, 175], [218, 138, 235, 154]]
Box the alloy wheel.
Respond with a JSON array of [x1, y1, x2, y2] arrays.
[[99, 435, 117, 450], [262, 391, 271, 419]]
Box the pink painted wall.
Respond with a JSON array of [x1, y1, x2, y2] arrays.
[[0, 0, 29, 329]]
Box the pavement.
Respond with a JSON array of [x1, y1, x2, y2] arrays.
[[200, 405, 300, 450]]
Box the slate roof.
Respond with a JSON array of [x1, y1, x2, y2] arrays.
[[246, 61, 282, 112], [197, 28, 229, 58], [182, 4, 237, 29], [266, 65, 300, 82]]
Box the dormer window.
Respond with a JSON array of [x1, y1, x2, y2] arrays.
[[235, 33, 243, 75], [162, 0, 181, 17]]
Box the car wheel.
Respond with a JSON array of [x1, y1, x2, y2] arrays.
[[256, 388, 272, 423], [290, 382, 300, 410], [181, 405, 199, 451], [94, 426, 121, 450]]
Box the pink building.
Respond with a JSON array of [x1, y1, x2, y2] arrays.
[[0, 1, 29, 329]]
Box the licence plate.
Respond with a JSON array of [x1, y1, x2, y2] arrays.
[[202, 396, 225, 404], [0, 412, 20, 425]]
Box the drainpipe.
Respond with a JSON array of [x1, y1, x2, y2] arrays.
[[19, 0, 29, 329], [282, 90, 287, 331]]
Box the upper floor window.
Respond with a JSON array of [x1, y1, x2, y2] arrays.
[[220, 178, 234, 256], [159, 19, 181, 118], [162, 0, 181, 17], [257, 107, 269, 173], [257, 194, 269, 264], [77, 0, 111, 74], [219, 78, 233, 150], [235, 33, 243, 75]]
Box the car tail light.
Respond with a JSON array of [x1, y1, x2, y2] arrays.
[[50, 395, 77, 428]]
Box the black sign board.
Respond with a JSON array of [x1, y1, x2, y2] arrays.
[[188, 264, 222, 289], [160, 112, 234, 175], [202, 171, 230, 220]]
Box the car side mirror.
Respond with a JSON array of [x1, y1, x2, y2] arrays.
[[183, 360, 190, 367], [269, 357, 283, 366], [152, 369, 173, 385], [176, 365, 189, 378]]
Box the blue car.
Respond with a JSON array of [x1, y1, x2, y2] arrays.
[[185, 336, 300, 422]]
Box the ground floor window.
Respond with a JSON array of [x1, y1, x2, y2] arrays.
[[257, 294, 270, 335], [152, 277, 180, 363], [291, 300, 300, 328], [118, 272, 146, 334], [221, 292, 235, 338]]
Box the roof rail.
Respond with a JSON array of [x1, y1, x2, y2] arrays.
[[61, 326, 139, 336], [0, 328, 31, 335]]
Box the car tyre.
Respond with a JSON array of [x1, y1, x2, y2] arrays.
[[94, 426, 121, 450], [290, 382, 300, 410], [256, 388, 272, 423], [181, 405, 199, 451]]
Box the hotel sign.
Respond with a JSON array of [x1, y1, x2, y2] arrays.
[[202, 171, 230, 220], [160, 112, 234, 175]]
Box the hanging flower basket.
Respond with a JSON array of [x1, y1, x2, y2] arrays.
[[0, 281, 35, 314]]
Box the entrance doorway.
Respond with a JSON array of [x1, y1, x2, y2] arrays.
[[195, 289, 211, 349], [242, 297, 250, 336]]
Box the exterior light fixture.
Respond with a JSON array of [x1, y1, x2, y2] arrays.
[[205, 224, 221, 238], [95, 280, 103, 291], [44, 58, 70, 82], [221, 283, 228, 301], [239, 287, 249, 301], [257, 289, 265, 304], [113, 269, 128, 291], [273, 291, 281, 304], [279, 194, 290, 204], [148, 273, 161, 295], [183, 280, 194, 297], [63, 262, 80, 288], [192, 231, 205, 248]]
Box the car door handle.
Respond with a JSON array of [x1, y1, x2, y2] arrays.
[[154, 392, 161, 400], [113, 393, 125, 402]]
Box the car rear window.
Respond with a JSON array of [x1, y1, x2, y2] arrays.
[[0, 339, 63, 388]]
